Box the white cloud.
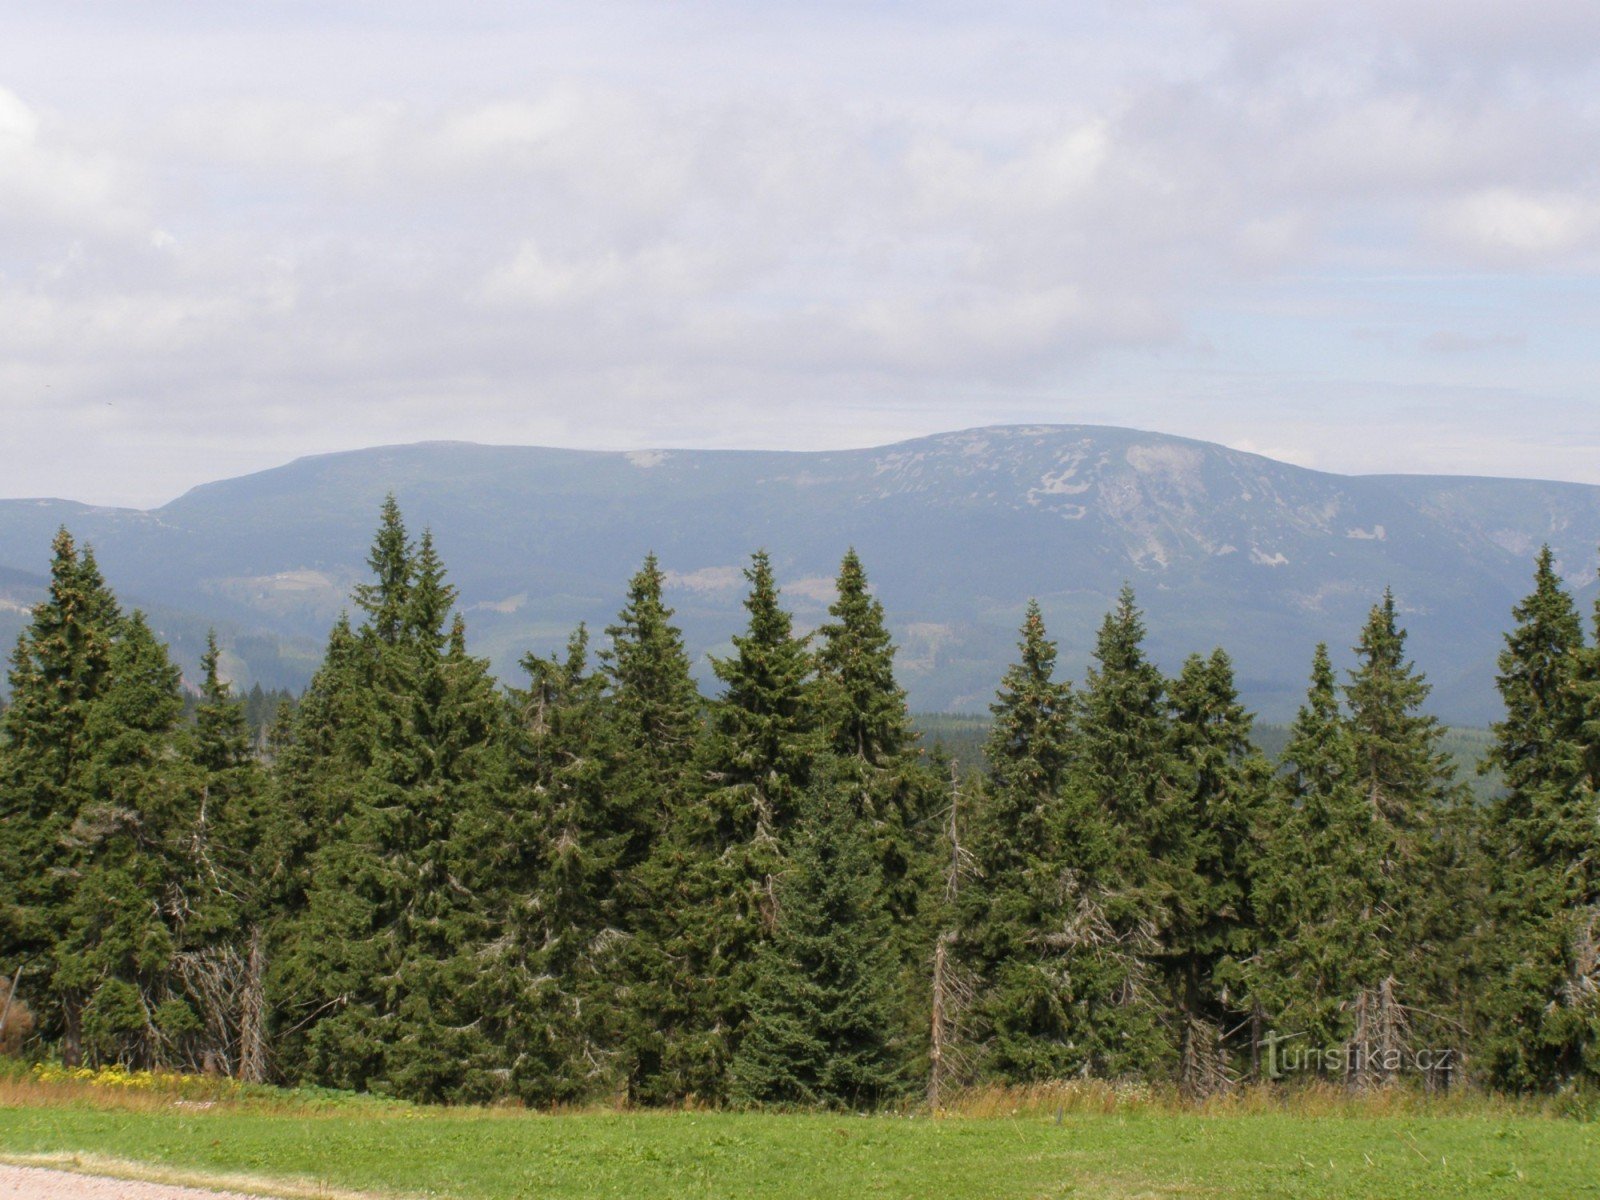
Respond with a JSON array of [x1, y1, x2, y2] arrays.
[[1439, 188, 1600, 263], [0, 87, 143, 242], [0, 3, 1598, 506]]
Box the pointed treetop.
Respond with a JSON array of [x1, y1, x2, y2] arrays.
[[406, 528, 458, 652], [1093, 584, 1150, 674], [731, 550, 795, 649], [712, 549, 813, 709], [193, 629, 253, 773], [602, 551, 702, 767], [1345, 587, 1460, 829], [354, 494, 414, 646], [985, 599, 1072, 794], [816, 548, 909, 764]]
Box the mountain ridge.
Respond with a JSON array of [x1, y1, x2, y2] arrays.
[[2, 424, 1596, 724]]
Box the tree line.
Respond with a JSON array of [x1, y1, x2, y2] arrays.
[[0, 504, 1595, 1105]]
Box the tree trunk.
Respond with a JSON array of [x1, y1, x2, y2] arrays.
[[928, 936, 949, 1109], [1249, 1001, 1263, 1081], [238, 925, 267, 1084], [61, 993, 83, 1068]]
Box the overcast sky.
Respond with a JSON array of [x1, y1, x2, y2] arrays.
[[3, 1, 1599, 508]]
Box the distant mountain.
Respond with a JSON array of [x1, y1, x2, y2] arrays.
[[2, 425, 1597, 723]]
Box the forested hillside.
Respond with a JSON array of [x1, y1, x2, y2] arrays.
[[1, 505, 1596, 1105]]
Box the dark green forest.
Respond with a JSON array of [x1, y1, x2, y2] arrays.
[[0, 503, 1596, 1107]]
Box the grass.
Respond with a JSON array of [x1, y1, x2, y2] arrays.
[[2, 1069, 1597, 1199]]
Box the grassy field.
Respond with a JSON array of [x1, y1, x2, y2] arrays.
[[1, 1072, 1595, 1199]]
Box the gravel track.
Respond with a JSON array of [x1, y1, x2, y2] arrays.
[[0, 1164, 272, 1198]]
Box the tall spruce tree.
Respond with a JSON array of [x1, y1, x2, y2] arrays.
[[1250, 644, 1387, 1076], [1078, 586, 1175, 864], [704, 550, 818, 840], [960, 602, 1155, 1079], [1483, 548, 1598, 1089], [731, 766, 907, 1109], [264, 612, 378, 1077], [602, 553, 703, 801], [813, 550, 941, 945], [639, 550, 819, 1102], [1067, 586, 1172, 1076], [57, 611, 192, 1068], [486, 625, 632, 1103], [290, 514, 510, 1100], [963, 602, 1075, 1079], [816, 549, 911, 767], [1164, 649, 1271, 1093], [1342, 590, 1471, 1084], [0, 530, 124, 1064], [598, 556, 709, 1099], [178, 633, 274, 1079]]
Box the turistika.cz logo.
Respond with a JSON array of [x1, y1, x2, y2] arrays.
[[1260, 1031, 1455, 1079]]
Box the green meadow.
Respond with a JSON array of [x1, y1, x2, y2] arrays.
[[1, 1077, 1595, 1199]]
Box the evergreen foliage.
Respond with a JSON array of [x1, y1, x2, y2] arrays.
[[732, 767, 907, 1109], [1343, 589, 1472, 1082], [287, 515, 510, 1101], [1251, 645, 1387, 1062], [490, 625, 630, 1103], [0, 530, 125, 1063], [1481, 548, 1599, 1089], [596, 556, 710, 1102], [961, 602, 1090, 1080], [633, 551, 818, 1103], [813, 550, 941, 981], [1164, 649, 1270, 1094], [58, 611, 190, 1069], [2, 514, 1597, 1103]]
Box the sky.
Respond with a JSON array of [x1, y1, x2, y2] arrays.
[[3, 1, 1599, 508]]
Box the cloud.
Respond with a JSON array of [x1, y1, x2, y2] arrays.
[[0, 87, 145, 244], [1438, 188, 1600, 264], [0, 3, 1598, 506]]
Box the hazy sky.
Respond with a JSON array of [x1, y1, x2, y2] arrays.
[[4, 1, 1599, 508]]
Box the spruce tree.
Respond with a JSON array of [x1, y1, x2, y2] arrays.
[[1342, 591, 1470, 1084], [731, 766, 907, 1109], [640, 550, 818, 1102], [1487, 547, 1585, 806], [1066, 586, 1172, 1076], [178, 633, 274, 1079], [813, 549, 941, 951], [961, 602, 1155, 1079], [57, 611, 192, 1068], [1250, 644, 1386, 1076], [1483, 548, 1598, 1089], [602, 552, 703, 800], [1077, 586, 1174, 865], [963, 602, 1079, 1079], [291, 513, 510, 1101], [816, 549, 912, 767], [598, 556, 708, 1098], [266, 614, 377, 1078], [487, 625, 632, 1103], [704, 550, 818, 839], [353, 493, 414, 647], [1164, 649, 1271, 1093], [0, 530, 124, 1064]]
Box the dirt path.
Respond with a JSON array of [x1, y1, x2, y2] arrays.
[[0, 1163, 275, 1198]]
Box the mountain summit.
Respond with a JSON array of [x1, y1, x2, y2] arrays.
[[3, 425, 1596, 723]]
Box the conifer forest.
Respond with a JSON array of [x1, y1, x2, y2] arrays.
[[1, 500, 1596, 1109]]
